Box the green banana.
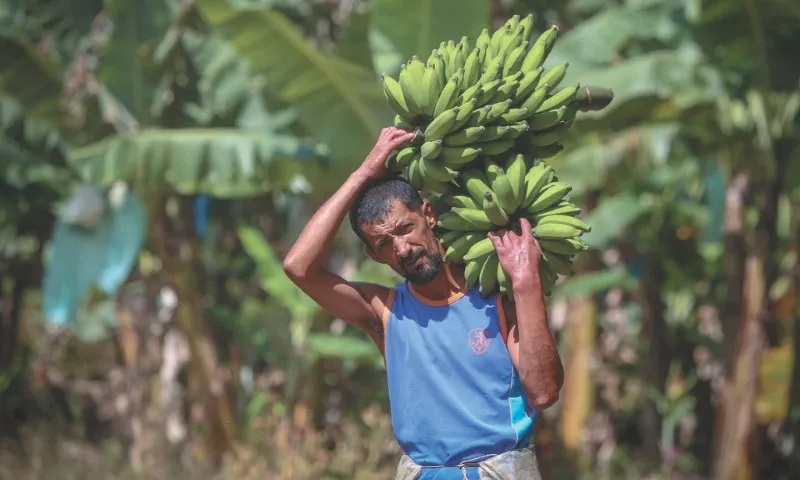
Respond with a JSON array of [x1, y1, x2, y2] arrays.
[[538, 238, 588, 256], [503, 41, 528, 77], [490, 170, 518, 215], [536, 83, 580, 112], [485, 159, 502, 185], [476, 28, 492, 49], [451, 207, 494, 230], [461, 169, 493, 205], [481, 124, 511, 142], [438, 230, 462, 247], [420, 139, 443, 159], [438, 212, 479, 231], [539, 61, 569, 91], [424, 106, 460, 141], [462, 44, 483, 88], [453, 97, 478, 130], [483, 191, 510, 226], [492, 81, 520, 103], [521, 163, 554, 209], [507, 121, 530, 139], [519, 14, 535, 40], [497, 259, 508, 295], [500, 24, 525, 56], [443, 40, 459, 77], [516, 67, 544, 102], [394, 114, 414, 129], [527, 182, 573, 214], [382, 74, 416, 122], [532, 222, 582, 240], [421, 62, 442, 116], [479, 138, 515, 156], [394, 147, 418, 170], [463, 237, 495, 262], [530, 143, 564, 159], [433, 73, 462, 118], [500, 107, 531, 123], [423, 176, 455, 195], [464, 256, 484, 289], [485, 99, 513, 123], [521, 84, 549, 112], [407, 56, 428, 95], [444, 194, 479, 209], [479, 253, 500, 297], [477, 79, 504, 105], [528, 104, 570, 131], [536, 214, 591, 232], [419, 155, 457, 183], [399, 63, 424, 116], [542, 251, 574, 276], [504, 153, 527, 207], [490, 24, 511, 57], [480, 52, 506, 84], [460, 83, 482, 104], [407, 157, 424, 189], [521, 25, 558, 72], [439, 145, 483, 168], [534, 202, 582, 218], [466, 105, 492, 127], [445, 233, 482, 262], [528, 123, 568, 147], [443, 126, 486, 147]]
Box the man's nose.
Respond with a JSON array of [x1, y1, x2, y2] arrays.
[[395, 239, 412, 258]]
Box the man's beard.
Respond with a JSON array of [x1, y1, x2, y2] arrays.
[[400, 248, 444, 285]]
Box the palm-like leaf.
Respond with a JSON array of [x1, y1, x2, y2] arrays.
[[67, 128, 325, 197], [194, 0, 392, 172], [0, 30, 63, 122], [369, 0, 489, 66]]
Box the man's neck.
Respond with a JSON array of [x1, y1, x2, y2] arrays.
[[408, 263, 466, 301]]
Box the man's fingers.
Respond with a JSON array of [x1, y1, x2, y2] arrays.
[[519, 217, 533, 238]]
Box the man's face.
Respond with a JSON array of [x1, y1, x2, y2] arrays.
[[361, 199, 444, 284]]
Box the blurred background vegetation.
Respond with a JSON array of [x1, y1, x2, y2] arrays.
[[0, 0, 798, 478]]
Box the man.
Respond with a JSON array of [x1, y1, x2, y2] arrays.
[[283, 127, 563, 479]]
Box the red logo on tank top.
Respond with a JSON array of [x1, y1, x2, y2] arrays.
[[468, 328, 491, 355]]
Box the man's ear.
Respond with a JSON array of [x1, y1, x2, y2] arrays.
[[421, 199, 438, 230]]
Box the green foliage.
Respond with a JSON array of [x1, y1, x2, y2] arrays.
[[67, 128, 325, 197], [195, 0, 393, 177], [369, 0, 489, 67]]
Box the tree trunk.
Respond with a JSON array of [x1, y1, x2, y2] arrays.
[[560, 192, 601, 472], [151, 195, 236, 469], [712, 166, 781, 480], [634, 257, 671, 465]]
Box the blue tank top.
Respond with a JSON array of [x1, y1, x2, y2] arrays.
[[382, 281, 537, 479]]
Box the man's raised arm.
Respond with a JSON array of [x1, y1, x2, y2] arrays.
[[282, 127, 414, 340]]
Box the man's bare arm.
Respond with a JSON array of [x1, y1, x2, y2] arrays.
[[282, 127, 414, 339], [489, 218, 563, 409]]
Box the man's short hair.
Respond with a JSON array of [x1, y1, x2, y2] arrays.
[[349, 176, 423, 246]]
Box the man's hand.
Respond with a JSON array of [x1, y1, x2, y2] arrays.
[[487, 217, 543, 289], [359, 127, 416, 182]]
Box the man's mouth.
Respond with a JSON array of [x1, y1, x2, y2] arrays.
[[405, 255, 423, 269]]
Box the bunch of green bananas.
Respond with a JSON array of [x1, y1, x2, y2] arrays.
[[379, 14, 613, 299], [434, 153, 590, 299], [381, 14, 613, 192]]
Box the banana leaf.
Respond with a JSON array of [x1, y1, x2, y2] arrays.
[[194, 0, 392, 176], [369, 0, 489, 67], [0, 29, 63, 123], [99, 0, 173, 124], [67, 128, 326, 198]]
